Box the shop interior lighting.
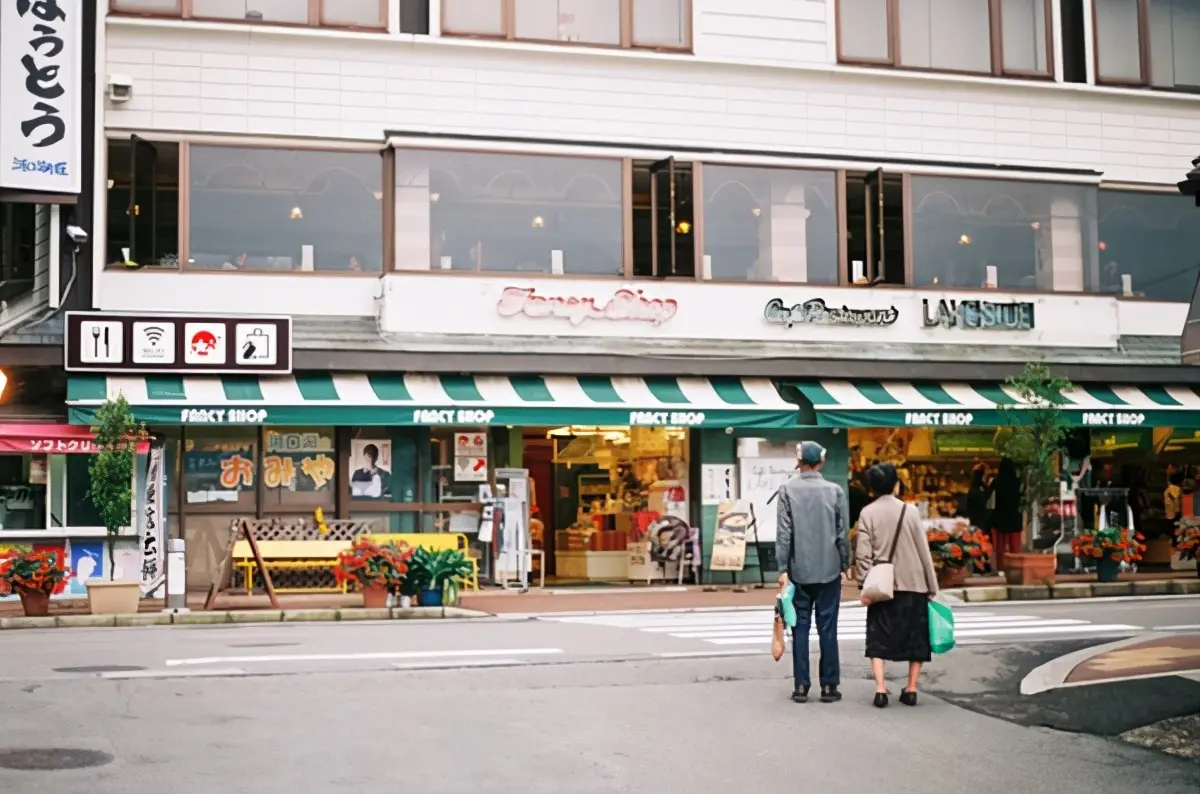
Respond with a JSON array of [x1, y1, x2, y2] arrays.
[[290, 206, 303, 220], [958, 234, 971, 245]]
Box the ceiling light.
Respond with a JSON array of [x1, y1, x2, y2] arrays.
[[290, 206, 303, 220], [958, 234, 971, 245], [531, 216, 545, 228]]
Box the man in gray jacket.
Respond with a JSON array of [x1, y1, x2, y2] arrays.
[[775, 441, 850, 704]]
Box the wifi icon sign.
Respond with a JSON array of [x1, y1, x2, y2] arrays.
[[132, 321, 176, 365]]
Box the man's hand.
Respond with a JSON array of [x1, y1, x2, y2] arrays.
[[778, 572, 788, 587]]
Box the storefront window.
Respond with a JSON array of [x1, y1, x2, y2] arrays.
[[262, 428, 336, 510], [64, 455, 103, 527], [910, 176, 1098, 293], [1096, 190, 1200, 302], [188, 146, 383, 272], [183, 429, 256, 511], [0, 454, 47, 530], [701, 165, 837, 283], [394, 149, 623, 275]]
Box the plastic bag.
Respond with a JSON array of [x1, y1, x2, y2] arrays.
[[778, 581, 797, 628], [928, 599, 955, 655]]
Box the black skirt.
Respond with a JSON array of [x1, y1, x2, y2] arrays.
[[865, 591, 932, 663]]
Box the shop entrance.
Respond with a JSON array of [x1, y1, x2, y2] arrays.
[[521, 425, 693, 585]]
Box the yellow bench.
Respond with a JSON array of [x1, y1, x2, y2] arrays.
[[232, 540, 350, 594], [364, 533, 480, 591]]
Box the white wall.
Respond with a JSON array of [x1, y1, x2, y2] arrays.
[[104, 19, 1200, 185], [692, 0, 829, 66], [96, 270, 381, 316]]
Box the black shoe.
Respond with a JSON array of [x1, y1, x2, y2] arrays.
[[899, 689, 918, 707], [791, 686, 809, 703], [819, 685, 842, 703], [873, 692, 889, 708]]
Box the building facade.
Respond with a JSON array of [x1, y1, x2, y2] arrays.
[[47, 0, 1200, 591]]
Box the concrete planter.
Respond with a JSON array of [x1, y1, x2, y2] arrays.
[[1003, 553, 1056, 586], [85, 580, 141, 615]]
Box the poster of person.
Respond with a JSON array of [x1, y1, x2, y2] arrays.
[[350, 440, 392, 499], [709, 501, 750, 571]]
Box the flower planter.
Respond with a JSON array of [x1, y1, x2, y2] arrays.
[[1095, 557, 1121, 583], [362, 583, 389, 609], [937, 566, 969, 588], [1143, 537, 1174, 566], [1003, 553, 1056, 586], [18, 588, 50, 617], [85, 580, 141, 615], [418, 588, 443, 607]]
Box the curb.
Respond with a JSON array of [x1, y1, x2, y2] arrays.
[[1018, 633, 1173, 695], [0, 606, 490, 631], [939, 578, 1200, 604]]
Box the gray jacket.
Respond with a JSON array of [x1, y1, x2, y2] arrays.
[[775, 470, 850, 585]]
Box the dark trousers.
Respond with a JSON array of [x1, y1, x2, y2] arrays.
[[791, 578, 842, 689]]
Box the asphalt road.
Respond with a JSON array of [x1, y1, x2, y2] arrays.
[[1, 656, 1197, 794], [0, 597, 1195, 681]]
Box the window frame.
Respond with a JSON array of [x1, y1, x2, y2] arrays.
[[108, 0, 388, 31], [1090, 0, 1165, 89], [440, 0, 692, 53], [835, 0, 1055, 80], [105, 136, 389, 276]]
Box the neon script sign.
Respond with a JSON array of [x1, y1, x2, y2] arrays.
[[496, 287, 678, 326]]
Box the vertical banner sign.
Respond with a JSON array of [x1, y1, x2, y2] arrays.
[[0, 0, 83, 194], [139, 443, 165, 596]]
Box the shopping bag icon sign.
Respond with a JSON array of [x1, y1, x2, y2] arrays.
[[241, 328, 272, 361]]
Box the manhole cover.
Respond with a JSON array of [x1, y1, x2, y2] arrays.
[[52, 665, 146, 674], [228, 642, 299, 649], [0, 749, 114, 771]]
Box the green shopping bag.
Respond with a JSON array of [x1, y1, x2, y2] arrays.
[[929, 599, 955, 655]]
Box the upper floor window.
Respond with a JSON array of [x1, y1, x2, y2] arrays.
[[837, 0, 1051, 78], [1094, 0, 1200, 90], [394, 149, 624, 275], [1098, 190, 1200, 301], [109, 0, 388, 29], [441, 0, 690, 50], [910, 175, 1098, 293], [701, 165, 838, 284]]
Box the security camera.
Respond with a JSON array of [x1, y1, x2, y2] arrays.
[[66, 225, 88, 244], [106, 74, 133, 103]]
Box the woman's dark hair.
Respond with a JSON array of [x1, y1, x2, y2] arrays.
[[971, 467, 986, 489], [864, 463, 899, 497], [1170, 470, 1185, 487], [997, 457, 1019, 484]]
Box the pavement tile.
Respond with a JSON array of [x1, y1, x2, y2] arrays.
[[337, 608, 389, 622], [1170, 578, 1200, 595], [1132, 580, 1174, 596], [172, 612, 232, 625], [114, 613, 173, 627], [1066, 634, 1200, 684], [282, 609, 340, 622], [228, 610, 283, 624]]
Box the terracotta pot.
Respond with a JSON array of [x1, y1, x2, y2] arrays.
[[1003, 552, 1056, 586], [1143, 537, 1174, 566], [85, 580, 141, 615], [362, 583, 389, 609], [18, 588, 50, 617], [937, 566, 969, 588]]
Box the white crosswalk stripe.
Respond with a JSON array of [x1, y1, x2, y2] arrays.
[[542, 609, 1142, 647]]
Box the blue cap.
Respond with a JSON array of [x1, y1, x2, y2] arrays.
[[798, 441, 826, 466]]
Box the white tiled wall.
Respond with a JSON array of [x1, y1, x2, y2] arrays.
[[105, 18, 1200, 185]]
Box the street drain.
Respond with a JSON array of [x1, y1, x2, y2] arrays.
[[52, 665, 146, 674], [0, 749, 114, 771], [228, 642, 299, 648]]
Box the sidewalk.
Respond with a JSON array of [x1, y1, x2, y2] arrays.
[[1064, 634, 1200, 685]]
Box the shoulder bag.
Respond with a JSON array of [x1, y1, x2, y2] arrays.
[[860, 504, 908, 603]]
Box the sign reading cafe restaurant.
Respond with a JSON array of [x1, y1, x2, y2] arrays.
[[0, 0, 82, 194], [764, 298, 898, 328]]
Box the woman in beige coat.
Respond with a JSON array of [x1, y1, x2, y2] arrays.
[[855, 463, 939, 708]]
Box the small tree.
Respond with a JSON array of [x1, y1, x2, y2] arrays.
[[88, 397, 145, 580], [995, 362, 1074, 544]]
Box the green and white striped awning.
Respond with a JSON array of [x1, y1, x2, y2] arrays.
[[67, 374, 798, 429], [788, 380, 1200, 429]]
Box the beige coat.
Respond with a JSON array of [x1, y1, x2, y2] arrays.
[[854, 494, 939, 596]]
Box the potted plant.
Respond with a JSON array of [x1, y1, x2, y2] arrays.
[[86, 396, 147, 615], [927, 521, 993, 588], [407, 547, 474, 607], [0, 549, 71, 617], [333, 538, 413, 608], [995, 362, 1073, 585], [1071, 527, 1146, 582], [1173, 517, 1200, 577]]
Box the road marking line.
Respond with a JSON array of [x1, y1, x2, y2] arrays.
[[165, 648, 565, 667], [704, 623, 1142, 645], [1151, 624, 1200, 632], [653, 650, 764, 659], [391, 658, 526, 670], [100, 667, 247, 679], [667, 618, 1093, 639], [634, 615, 1043, 634]]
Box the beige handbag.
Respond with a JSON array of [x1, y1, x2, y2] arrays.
[[861, 505, 908, 603]]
